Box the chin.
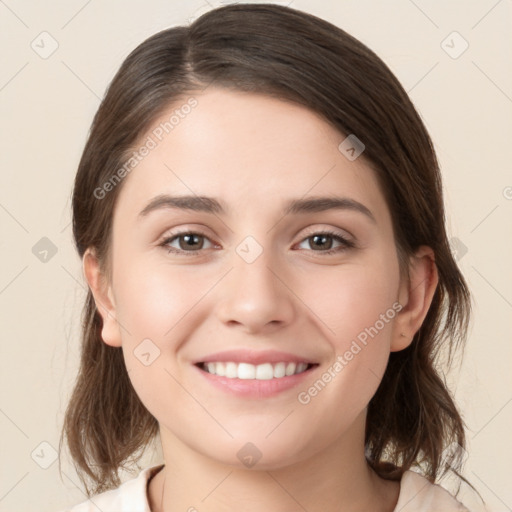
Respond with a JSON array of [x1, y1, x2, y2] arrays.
[[199, 435, 315, 471]]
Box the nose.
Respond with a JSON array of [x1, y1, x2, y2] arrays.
[[215, 247, 296, 334]]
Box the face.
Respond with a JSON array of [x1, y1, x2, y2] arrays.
[[90, 87, 414, 469]]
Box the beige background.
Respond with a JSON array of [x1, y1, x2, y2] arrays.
[[0, 1, 511, 511]]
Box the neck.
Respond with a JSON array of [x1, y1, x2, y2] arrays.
[[148, 413, 400, 512]]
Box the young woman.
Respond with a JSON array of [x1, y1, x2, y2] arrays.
[[59, 3, 473, 511]]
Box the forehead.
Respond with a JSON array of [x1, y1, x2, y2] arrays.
[[114, 87, 389, 223]]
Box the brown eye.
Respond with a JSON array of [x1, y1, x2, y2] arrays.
[[297, 231, 355, 254], [162, 232, 215, 254], [177, 233, 204, 250], [309, 234, 334, 250]]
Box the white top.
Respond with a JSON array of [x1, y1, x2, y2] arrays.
[[60, 464, 470, 511]]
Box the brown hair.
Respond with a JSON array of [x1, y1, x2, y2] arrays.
[[60, 3, 472, 497]]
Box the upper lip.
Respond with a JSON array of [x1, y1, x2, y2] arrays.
[[195, 349, 318, 365]]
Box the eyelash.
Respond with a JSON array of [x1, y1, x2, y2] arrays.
[[160, 229, 355, 257]]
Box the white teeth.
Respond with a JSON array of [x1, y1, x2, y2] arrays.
[[225, 362, 238, 378], [202, 361, 311, 379], [273, 362, 286, 378], [296, 362, 307, 373], [238, 363, 255, 380], [285, 362, 296, 376], [215, 362, 226, 377], [255, 363, 273, 380]]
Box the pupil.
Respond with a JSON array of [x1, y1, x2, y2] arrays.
[[312, 235, 332, 250], [177, 234, 334, 251], [181, 234, 202, 250]]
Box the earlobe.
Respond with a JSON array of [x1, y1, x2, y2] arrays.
[[82, 248, 122, 348], [391, 246, 439, 352]]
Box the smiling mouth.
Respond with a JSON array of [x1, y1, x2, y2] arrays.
[[196, 361, 318, 380]]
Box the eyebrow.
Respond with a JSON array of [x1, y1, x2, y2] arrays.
[[138, 194, 376, 223]]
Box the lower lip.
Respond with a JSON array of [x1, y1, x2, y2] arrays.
[[194, 364, 317, 398]]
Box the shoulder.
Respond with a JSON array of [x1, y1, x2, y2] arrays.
[[394, 470, 469, 511], [58, 464, 164, 512]]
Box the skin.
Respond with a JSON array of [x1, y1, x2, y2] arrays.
[[84, 88, 438, 512]]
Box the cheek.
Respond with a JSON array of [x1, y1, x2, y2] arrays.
[[295, 263, 400, 425], [309, 254, 400, 394], [312, 258, 400, 343], [110, 260, 211, 418], [113, 260, 215, 342]]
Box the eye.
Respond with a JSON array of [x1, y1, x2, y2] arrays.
[[160, 229, 355, 257], [161, 231, 215, 255], [296, 230, 355, 255]]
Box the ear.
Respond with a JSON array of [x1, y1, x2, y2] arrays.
[[82, 248, 122, 348], [391, 245, 439, 352]]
